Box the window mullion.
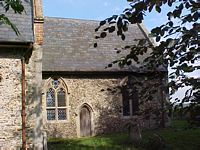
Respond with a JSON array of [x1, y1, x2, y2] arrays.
[[130, 99, 133, 116], [55, 90, 58, 121]]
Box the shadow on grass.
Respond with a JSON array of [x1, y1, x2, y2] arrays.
[[47, 134, 138, 150], [48, 143, 137, 150], [48, 121, 200, 150], [142, 120, 200, 150]]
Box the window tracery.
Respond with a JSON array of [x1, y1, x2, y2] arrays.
[[46, 78, 68, 121]]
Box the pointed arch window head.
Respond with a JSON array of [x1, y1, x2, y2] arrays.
[[46, 78, 68, 121], [57, 88, 66, 107]]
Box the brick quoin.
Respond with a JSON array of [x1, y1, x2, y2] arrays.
[[33, 0, 44, 45], [34, 21, 44, 45]]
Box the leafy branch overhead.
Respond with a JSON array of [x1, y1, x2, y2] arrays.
[[95, 0, 200, 105], [0, 0, 24, 35]]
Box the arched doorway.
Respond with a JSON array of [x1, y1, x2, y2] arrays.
[[80, 105, 92, 137]]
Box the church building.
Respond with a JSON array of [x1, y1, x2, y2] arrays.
[[0, 0, 167, 149]]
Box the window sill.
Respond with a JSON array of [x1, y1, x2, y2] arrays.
[[46, 120, 69, 123], [121, 115, 139, 119]]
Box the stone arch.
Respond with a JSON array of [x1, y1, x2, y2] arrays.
[[43, 77, 70, 94], [80, 103, 94, 112], [43, 77, 70, 122]]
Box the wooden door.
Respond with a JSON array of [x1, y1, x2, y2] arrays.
[[80, 106, 91, 137]]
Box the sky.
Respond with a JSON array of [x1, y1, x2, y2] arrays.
[[43, 0, 169, 31]]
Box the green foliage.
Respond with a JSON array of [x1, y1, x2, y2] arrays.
[[95, 0, 200, 107], [0, 14, 19, 34], [0, 0, 24, 35], [187, 104, 200, 126], [144, 134, 167, 150]]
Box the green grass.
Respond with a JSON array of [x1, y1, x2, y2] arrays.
[[48, 133, 137, 150], [48, 120, 200, 150], [142, 120, 200, 150]]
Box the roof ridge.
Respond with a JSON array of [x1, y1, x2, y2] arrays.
[[44, 16, 101, 22]]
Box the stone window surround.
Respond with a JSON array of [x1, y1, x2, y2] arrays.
[[120, 79, 139, 118], [44, 77, 70, 123], [121, 103, 138, 120]]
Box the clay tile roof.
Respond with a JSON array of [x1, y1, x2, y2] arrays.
[[0, 0, 34, 43], [42, 17, 152, 72]]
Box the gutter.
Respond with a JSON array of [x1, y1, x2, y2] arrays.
[[0, 42, 33, 48], [0, 42, 33, 63], [21, 57, 26, 150], [20, 44, 33, 150]]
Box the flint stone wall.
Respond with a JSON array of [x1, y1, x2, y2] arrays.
[[43, 74, 164, 138], [0, 44, 43, 149], [0, 58, 22, 149]]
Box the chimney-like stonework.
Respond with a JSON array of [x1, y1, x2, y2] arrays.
[[33, 0, 44, 45]]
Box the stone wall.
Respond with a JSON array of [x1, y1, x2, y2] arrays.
[[42, 76, 122, 138], [26, 44, 44, 149], [0, 58, 22, 149], [0, 0, 44, 149], [42, 74, 165, 138], [0, 44, 43, 149]]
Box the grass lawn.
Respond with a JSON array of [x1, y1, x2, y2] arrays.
[[142, 120, 200, 150], [48, 120, 200, 150], [48, 133, 136, 150]]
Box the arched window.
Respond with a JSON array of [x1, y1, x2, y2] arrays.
[[46, 78, 68, 121]]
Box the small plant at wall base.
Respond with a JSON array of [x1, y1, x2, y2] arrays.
[[94, 0, 200, 145]]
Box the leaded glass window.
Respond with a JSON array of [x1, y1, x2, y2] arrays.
[[122, 85, 139, 116], [58, 88, 66, 107], [46, 88, 55, 107], [47, 109, 56, 120], [58, 109, 66, 120], [122, 88, 130, 116], [46, 78, 68, 121]]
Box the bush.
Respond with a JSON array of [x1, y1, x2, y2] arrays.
[[187, 105, 200, 126], [144, 134, 167, 150]]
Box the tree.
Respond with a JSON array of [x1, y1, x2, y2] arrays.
[[95, 0, 199, 109], [0, 0, 24, 35], [95, 0, 199, 144]]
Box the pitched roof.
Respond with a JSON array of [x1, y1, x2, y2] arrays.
[[42, 17, 151, 72], [0, 0, 34, 43]]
